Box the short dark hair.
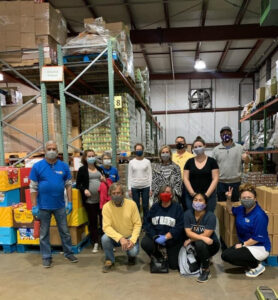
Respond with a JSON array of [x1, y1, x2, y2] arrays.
[[192, 136, 206, 147], [175, 136, 186, 143], [81, 149, 95, 166], [239, 183, 257, 197], [134, 143, 144, 151], [193, 193, 207, 203]]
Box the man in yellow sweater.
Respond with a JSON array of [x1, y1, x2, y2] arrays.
[[101, 182, 142, 273]]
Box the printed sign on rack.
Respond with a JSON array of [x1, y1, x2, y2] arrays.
[[41, 66, 64, 82], [114, 96, 122, 109]]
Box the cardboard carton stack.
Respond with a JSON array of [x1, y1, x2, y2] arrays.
[[0, 167, 21, 247], [0, 1, 67, 65], [80, 93, 137, 153], [2, 103, 72, 153], [241, 172, 277, 187], [256, 186, 278, 255]]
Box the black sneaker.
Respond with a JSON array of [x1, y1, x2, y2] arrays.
[[128, 256, 136, 265], [197, 269, 211, 283], [65, 254, 78, 263], [42, 258, 52, 268]]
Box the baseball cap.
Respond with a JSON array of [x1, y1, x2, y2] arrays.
[[220, 126, 232, 133]]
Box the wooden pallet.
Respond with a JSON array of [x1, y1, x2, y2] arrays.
[[0, 244, 17, 254]]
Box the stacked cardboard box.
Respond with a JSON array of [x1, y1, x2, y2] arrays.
[[2, 103, 72, 153], [80, 93, 137, 153], [241, 172, 277, 187], [0, 1, 67, 65]]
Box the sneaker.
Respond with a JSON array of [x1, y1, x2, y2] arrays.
[[42, 258, 52, 268], [128, 256, 136, 266], [65, 254, 78, 263], [103, 260, 113, 273], [197, 269, 211, 283], [92, 243, 99, 254], [245, 264, 265, 278]]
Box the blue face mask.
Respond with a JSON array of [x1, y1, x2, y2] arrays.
[[87, 157, 96, 164], [135, 150, 143, 157], [193, 147, 205, 156], [222, 134, 232, 143]]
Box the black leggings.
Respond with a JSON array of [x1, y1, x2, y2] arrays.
[[194, 240, 220, 269], [221, 246, 259, 269], [141, 234, 183, 270]]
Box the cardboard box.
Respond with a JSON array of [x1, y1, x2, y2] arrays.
[[5, 31, 21, 47], [0, 188, 20, 206], [0, 206, 13, 227], [0, 227, 17, 245], [256, 186, 270, 210], [50, 207, 88, 227], [13, 203, 34, 228], [265, 78, 277, 100], [215, 202, 226, 238], [255, 87, 265, 106], [50, 224, 88, 246], [105, 22, 126, 36], [265, 188, 278, 213], [273, 214, 278, 235], [17, 228, 39, 245], [20, 17, 35, 33], [224, 231, 239, 248], [21, 32, 36, 49], [272, 235, 278, 255], [224, 207, 237, 234], [0, 167, 20, 192], [72, 188, 83, 210], [20, 1, 34, 17]]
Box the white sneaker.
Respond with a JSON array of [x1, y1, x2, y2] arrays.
[[92, 243, 99, 253], [245, 263, 265, 278]]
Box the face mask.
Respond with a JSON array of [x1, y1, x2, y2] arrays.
[[240, 198, 255, 209], [193, 147, 205, 156], [112, 195, 124, 207], [103, 159, 111, 166], [45, 150, 57, 160], [135, 150, 143, 157], [87, 157, 96, 164], [176, 143, 185, 150], [161, 153, 170, 161], [160, 193, 172, 203], [221, 134, 232, 143], [192, 201, 206, 211]]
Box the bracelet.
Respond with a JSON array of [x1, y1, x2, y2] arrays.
[[241, 242, 245, 247]]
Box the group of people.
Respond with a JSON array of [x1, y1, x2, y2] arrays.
[[29, 125, 271, 282]]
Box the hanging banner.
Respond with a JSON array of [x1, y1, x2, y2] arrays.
[[114, 96, 122, 109], [40, 66, 64, 82]]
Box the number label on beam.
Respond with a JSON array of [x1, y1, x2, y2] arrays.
[[114, 96, 122, 109], [41, 66, 64, 82]]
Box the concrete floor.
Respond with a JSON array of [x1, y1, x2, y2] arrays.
[[0, 245, 278, 300]]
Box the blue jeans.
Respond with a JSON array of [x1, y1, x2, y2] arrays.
[[39, 207, 73, 259], [217, 182, 240, 202], [185, 190, 217, 212], [131, 187, 150, 229], [101, 234, 139, 263]]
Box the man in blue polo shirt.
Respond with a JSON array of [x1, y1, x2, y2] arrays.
[[29, 140, 78, 268]]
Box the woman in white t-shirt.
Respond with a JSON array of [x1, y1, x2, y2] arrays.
[[128, 143, 152, 230]]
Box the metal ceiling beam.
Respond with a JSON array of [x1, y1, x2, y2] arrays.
[[195, 0, 208, 61], [124, 0, 152, 72], [217, 0, 251, 71], [130, 24, 278, 44], [150, 72, 253, 80], [81, 0, 98, 18], [163, 2, 170, 29], [238, 39, 264, 72], [153, 106, 243, 115]]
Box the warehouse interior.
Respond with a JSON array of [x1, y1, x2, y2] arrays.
[[0, 0, 278, 299]]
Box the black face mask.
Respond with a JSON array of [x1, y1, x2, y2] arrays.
[[176, 143, 185, 150]]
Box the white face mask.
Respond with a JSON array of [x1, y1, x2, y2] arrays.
[[45, 150, 58, 160], [103, 159, 112, 166]]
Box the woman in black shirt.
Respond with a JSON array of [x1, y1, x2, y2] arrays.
[[184, 193, 220, 282], [184, 136, 219, 211]]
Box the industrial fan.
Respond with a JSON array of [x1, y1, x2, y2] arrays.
[[188, 88, 212, 110]]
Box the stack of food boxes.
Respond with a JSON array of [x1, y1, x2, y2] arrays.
[[0, 167, 20, 247], [216, 186, 278, 255], [80, 93, 137, 153]]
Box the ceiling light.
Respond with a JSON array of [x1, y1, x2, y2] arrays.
[[194, 59, 206, 70], [0, 73, 3, 81]]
